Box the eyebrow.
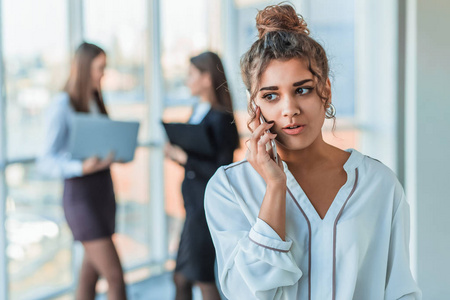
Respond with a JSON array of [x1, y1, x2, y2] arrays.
[[259, 79, 314, 91], [259, 86, 278, 91], [293, 79, 313, 86]]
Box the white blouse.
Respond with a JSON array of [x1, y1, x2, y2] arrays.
[[205, 149, 421, 300], [38, 93, 103, 179], [188, 102, 211, 124]]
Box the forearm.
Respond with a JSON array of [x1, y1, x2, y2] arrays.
[[38, 154, 83, 179], [206, 167, 302, 299], [258, 182, 287, 240]]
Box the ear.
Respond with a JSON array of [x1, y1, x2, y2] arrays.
[[202, 72, 213, 88]]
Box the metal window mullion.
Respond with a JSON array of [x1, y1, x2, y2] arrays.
[[220, 0, 240, 108], [0, 0, 9, 298], [68, 0, 84, 56], [147, 0, 167, 264], [68, 0, 84, 295]]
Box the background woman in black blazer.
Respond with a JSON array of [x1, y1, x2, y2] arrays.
[[165, 52, 239, 300]]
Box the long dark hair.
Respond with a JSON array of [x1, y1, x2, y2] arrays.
[[64, 42, 108, 115], [190, 52, 234, 114]]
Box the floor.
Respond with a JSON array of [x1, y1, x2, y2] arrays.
[[94, 271, 227, 300], [93, 272, 202, 300]]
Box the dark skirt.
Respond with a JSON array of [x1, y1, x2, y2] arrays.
[[63, 169, 116, 241], [175, 178, 216, 282]]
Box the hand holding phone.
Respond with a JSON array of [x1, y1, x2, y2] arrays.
[[253, 103, 279, 164]]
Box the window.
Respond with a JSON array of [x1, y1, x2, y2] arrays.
[[3, 0, 70, 160], [83, 0, 154, 270], [1, 0, 73, 298]]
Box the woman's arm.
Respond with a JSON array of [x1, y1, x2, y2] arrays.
[[246, 106, 287, 240], [205, 167, 302, 300], [38, 98, 83, 179], [385, 190, 422, 300], [38, 97, 112, 178]]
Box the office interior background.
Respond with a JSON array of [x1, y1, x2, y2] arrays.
[[0, 0, 449, 299]]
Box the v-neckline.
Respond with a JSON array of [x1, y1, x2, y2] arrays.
[[283, 148, 361, 223]]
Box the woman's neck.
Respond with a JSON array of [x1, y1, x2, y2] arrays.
[[277, 133, 335, 173], [199, 88, 215, 105]]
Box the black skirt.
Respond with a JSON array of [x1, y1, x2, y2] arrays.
[[175, 177, 216, 282], [63, 169, 116, 241]]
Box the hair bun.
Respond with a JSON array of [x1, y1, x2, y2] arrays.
[[256, 4, 309, 39]]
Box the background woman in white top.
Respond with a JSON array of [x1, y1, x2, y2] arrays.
[[39, 43, 126, 300], [205, 4, 421, 300]]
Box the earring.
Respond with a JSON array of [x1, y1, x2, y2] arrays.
[[325, 103, 336, 119]]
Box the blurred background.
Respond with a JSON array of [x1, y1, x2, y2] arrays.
[[0, 0, 448, 299]]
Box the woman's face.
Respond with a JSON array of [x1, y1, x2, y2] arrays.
[[91, 53, 106, 91], [186, 64, 210, 96], [255, 58, 330, 151]]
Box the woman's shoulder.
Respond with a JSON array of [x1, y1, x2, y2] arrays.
[[208, 159, 261, 190], [52, 92, 70, 105], [353, 149, 403, 192], [208, 108, 234, 120], [205, 159, 264, 217], [48, 92, 72, 113]]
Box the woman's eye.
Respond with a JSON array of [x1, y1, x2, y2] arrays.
[[296, 87, 313, 95], [262, 93, 278, 101]]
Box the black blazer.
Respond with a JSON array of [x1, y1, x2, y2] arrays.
[[183, 108, 239, 183]]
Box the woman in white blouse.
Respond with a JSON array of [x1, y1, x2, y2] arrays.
[[204, 4, 421, 300]]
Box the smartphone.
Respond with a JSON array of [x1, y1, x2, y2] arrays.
[[253, 102, 279, 164]]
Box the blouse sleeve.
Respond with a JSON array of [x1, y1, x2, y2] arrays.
[[385, 191, 422, 300], [205, 167, 302, 300], [37, 98, 83, 179]]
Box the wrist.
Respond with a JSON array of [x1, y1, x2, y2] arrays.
[[265, 182, 287, 199], [266, 180, 287, 190]]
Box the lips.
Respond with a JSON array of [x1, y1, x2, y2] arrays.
[[282, 123, 306, 135]]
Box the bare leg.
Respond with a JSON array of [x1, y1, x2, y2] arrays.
[[75, 255, 99, 300], [174, 272, 193, 300], [197, 281, 221, 300], [82, 237, 127, 300]]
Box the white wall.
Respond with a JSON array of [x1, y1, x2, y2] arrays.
[[405, 0, 450, 298]]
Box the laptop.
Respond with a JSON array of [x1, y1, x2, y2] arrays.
[[68, 113, 140, 163]]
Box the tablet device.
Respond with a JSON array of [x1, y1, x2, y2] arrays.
[[68, 113, 140, 163], [162, 121, 215, 157]]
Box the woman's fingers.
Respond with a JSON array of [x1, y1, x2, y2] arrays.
[[257, 132, 277, 162], [250, 105, 262, 131], [248, 122, 274, 156]]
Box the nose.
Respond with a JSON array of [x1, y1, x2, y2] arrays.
[[281, 94, 301, 118]]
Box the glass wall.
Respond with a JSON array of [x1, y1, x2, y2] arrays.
[[5, 163, 71, 299], [83, 0, 153, 271], [1, 0, 73, 298], [3, 0, 70, 160], [306, 0, 359, 150], [0, 0, 163, 298]]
